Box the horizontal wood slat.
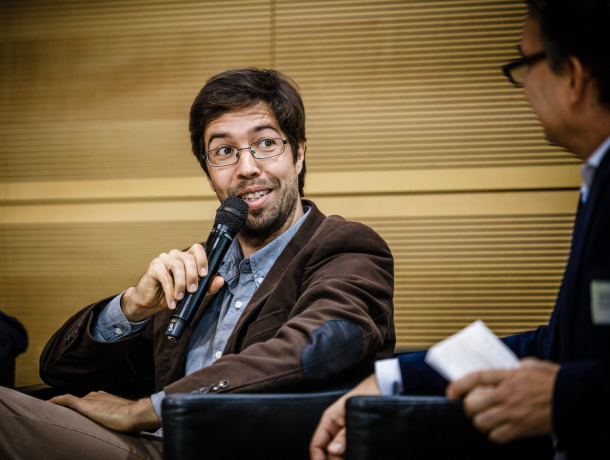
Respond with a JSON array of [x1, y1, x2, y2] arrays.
[[276, 0, 577, 172], [363, 214, 572, 345]]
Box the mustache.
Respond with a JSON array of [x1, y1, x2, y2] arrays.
[[227, 179, 279, 197]]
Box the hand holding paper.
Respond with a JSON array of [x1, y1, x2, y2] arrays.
[[424, 320, 520, 382]]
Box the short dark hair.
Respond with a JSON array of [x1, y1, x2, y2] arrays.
[[189, 68, 307, 196], [526, 0, 610, 106]]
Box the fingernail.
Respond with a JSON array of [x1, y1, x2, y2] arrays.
[[177, 291, 184, 300], [170, 301, 176, 309], [200, 268, 207, 277], [190, 284, 197, 292], [329, 442, 344, 453]]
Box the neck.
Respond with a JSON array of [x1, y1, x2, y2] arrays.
[[572, 122, 610, 161], [564, 88, 610, 160], [237, 201, 305, 258]]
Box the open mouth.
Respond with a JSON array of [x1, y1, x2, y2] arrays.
[[242, 190, 270, 201]]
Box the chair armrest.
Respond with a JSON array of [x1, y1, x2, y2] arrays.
[[162, 389, 347, 460], [344, 395, 554, 460]]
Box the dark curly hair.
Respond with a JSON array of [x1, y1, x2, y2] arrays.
[[189, 68, 306, 196]]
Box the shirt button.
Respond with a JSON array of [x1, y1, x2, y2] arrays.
[[215, 351, 222, 359], [235, 301, 243, 309], [258, 277, 264, 284], [114, 327, 123, 335]]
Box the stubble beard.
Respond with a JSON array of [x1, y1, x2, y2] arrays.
[[233, 179, 301, 248]]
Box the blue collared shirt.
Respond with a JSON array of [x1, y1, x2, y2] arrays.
[[580, 135, 610, 203]]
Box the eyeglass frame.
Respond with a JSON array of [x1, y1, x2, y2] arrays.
[[203, 138, 288, 168], [501, 50, 547, 87]]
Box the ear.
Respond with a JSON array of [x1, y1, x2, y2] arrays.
[[566, 56, 591, 106], [295, 140, 305, 175]]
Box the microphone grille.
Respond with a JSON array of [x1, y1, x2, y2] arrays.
[[215, 196, 249, 235]]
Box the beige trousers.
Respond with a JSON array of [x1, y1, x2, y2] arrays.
[[0, 386, 163, 460]]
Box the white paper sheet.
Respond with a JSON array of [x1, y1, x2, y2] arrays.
[[424, 320, 520, 382]]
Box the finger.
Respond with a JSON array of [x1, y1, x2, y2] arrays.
[[187, 243, 209, 278], [446, 369, 509, 400], [310, 421, 335, 460], [327, 427, 347, 457], [159, 251, 189, 300], [208, 275, 225, 295], [470, 402, 507, 434], [488, 421, 517, 445], [462, 386, 499, 418], [149, 258, 179, 310], [49, 393, 78, 408], [310, 407, 346, 460], [169, 248, 200, 294]]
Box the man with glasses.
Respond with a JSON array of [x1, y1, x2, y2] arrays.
[[311, 1, 610, 458], [0, 68, 395, 459]]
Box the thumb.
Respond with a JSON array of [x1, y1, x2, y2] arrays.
[[208, 275, 225, 295], [328, 427, 347, 456]]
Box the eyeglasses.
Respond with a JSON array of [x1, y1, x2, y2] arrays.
[[205, 138, 288, 167], [501, 50, 547, 87]]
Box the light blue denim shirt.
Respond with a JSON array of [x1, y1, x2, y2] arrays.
[[92, 205, 310, 431]]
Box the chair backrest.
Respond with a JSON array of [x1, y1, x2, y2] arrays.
[[162, 389, 348, 460], [345, 395, 554, 460]]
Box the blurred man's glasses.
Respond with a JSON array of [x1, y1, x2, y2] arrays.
[[501, 51, 547, 87]]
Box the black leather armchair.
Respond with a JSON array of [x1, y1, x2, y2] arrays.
[[161, 391, 554, 460], [161, 389, 348, 460], [20, 385, 556, 459], [344, 395, 554, 460]]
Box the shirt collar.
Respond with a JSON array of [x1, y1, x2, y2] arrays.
[[249, 205, 311, 282], [580, 136, 610, 203], [218, 204, 311, 282]]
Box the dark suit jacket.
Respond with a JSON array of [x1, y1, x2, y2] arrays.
[[397, 148, 610, 456], [40, 200, 395, 398]]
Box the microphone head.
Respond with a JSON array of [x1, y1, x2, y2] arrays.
[[215, 196, 249, 235]]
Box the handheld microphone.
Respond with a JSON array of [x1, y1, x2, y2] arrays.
[[165, 196, 249, 342]]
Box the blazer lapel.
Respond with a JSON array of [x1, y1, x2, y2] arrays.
[[574, 147, 610, 265]]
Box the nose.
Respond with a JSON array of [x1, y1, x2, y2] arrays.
[[235, 148, 261, 179]]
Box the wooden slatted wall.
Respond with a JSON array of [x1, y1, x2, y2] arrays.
[[1, 0, 581, 386]]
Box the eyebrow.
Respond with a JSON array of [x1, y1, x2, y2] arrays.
[[206, 124, 281, 149]]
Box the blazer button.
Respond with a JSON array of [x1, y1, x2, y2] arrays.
[[198, 387, 210, 394], [219, 380, 230, 389], [209, 383, 220, 392]]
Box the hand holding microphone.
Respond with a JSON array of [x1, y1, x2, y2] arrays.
[[120, 197, 249, 337], [165, 196, 249, 341]]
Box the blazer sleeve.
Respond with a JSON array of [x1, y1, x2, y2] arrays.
[[39, 297, 155, 396], [393, 327, 547, 396]]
